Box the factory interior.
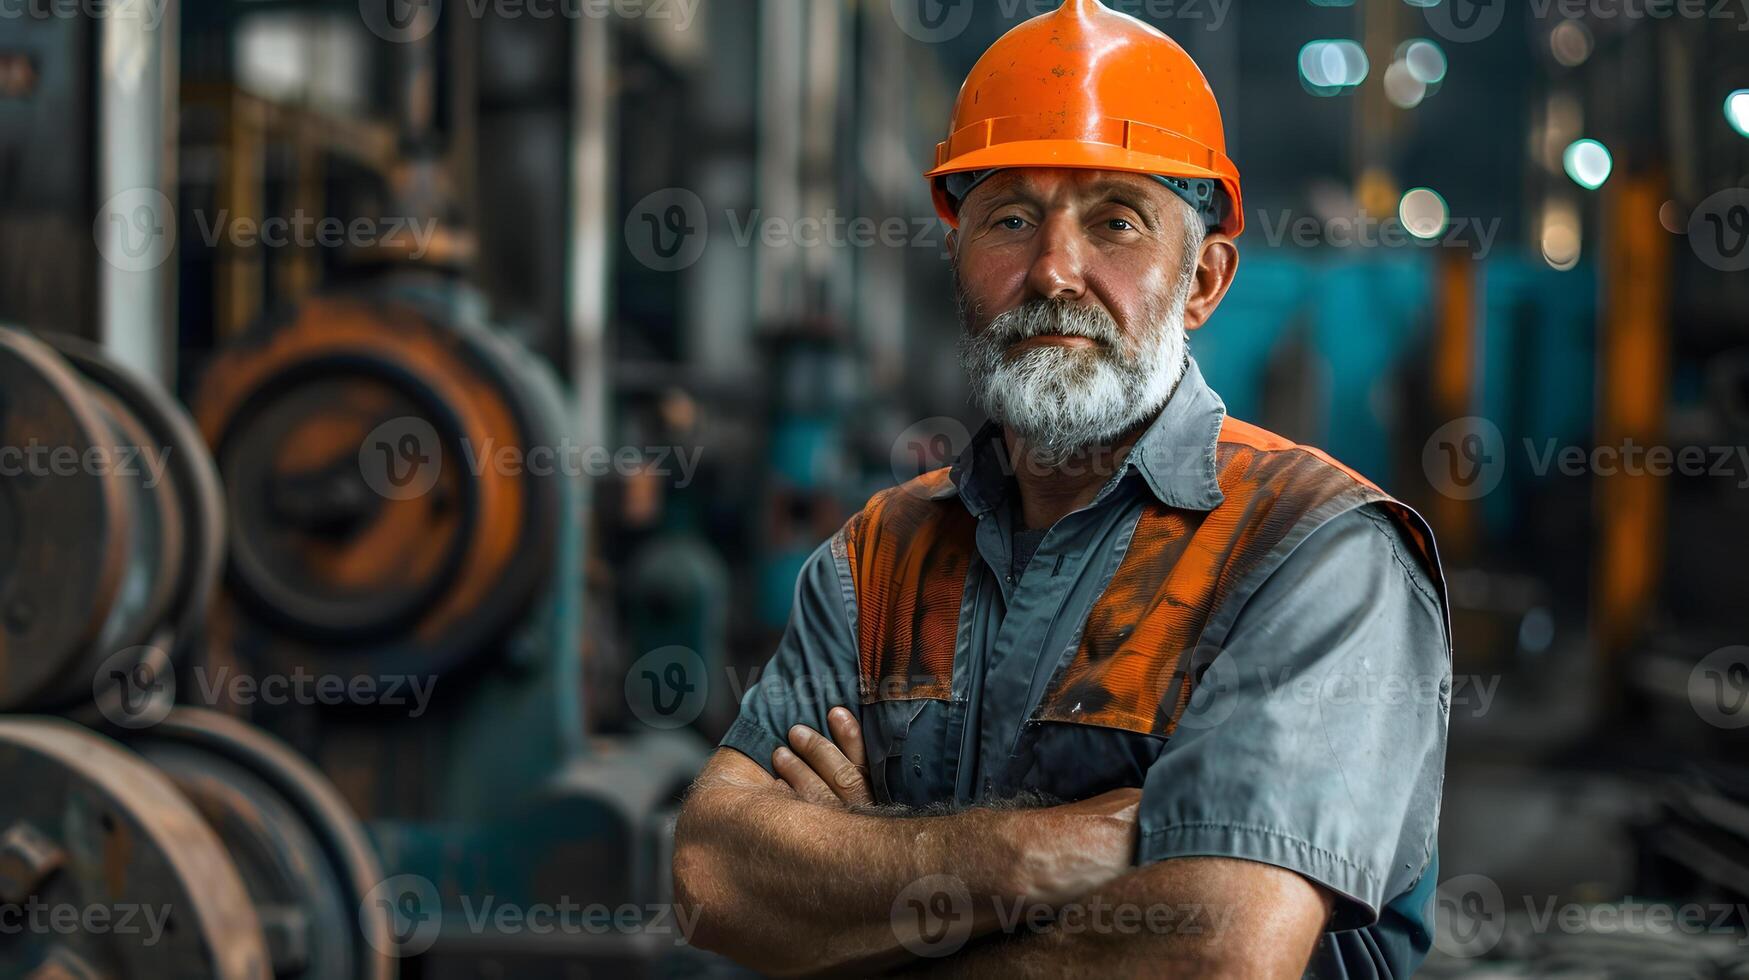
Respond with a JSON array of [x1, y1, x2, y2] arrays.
[[2, 0, 1748, 976]]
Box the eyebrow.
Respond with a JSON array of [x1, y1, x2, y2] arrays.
[[970, 176, 1165, 230]]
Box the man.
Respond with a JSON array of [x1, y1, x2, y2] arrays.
[[673, 1, 1450, 976]]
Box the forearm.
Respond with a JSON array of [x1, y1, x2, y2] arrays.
[[896, 857, 1331, 980], [673, 746, 1140, 977], [674, 781, 1024, 975]]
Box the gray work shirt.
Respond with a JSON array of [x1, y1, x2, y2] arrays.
[[722, 358, 1450, 979]]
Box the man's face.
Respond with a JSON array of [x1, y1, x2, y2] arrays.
[[950, 168, 1212, 465]]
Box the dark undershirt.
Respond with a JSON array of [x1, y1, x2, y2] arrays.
[[1011, 491, 1049, 579]]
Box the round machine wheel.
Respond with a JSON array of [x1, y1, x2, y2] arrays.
[[0, 329, 131, 712], [0, 717, 270, 979], [42, 332, 227, 667], [121, 708, 397, 980], [192, 288, 561, 683]]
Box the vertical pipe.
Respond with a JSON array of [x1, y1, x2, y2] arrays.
[[569, 15, 614, 454], [1593, 172, 1670, 703], [97, 0, 178, 383], [1431, 250, 1479, 562]]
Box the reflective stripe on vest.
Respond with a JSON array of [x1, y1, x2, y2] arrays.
[[840, 417, 1447, 737]]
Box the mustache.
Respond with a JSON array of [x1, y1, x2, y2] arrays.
[[983, 299, 1122, 348]]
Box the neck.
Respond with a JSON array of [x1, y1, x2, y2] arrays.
[[1003, 420, 1151, 530]]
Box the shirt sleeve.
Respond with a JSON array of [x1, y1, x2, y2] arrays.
[[718, 532, 862, 775], [1134, 504, 1449, 931]]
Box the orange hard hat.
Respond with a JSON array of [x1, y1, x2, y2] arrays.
[[925, 0, 1244, 237]]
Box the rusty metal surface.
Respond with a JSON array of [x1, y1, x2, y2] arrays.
[[191, 290, 561, 683], [0, 329, 130, 712], [0, 717, 270, 979], [40, 332, 228, 669], [124, 708, 395, 980]]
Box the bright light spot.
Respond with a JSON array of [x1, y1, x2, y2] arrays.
[[1563, 138, 1613, 190], [1299, 40, 1369, 96], [1402, 39, 1448, 84], [1385, 60, 1428, 109], [1550, 20, 1593, 67], [1401, 0, 1438, 8], [1399, 188, 1449, 239], [1727, 90, 1749, 139], [1541, 199, 1582, 270]]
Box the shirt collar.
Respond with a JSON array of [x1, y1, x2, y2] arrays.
[[947, 355, 1228, 515]]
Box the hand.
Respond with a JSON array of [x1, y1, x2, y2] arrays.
[[1008, 787, 1141, 905], [772, 706, 874, 808]]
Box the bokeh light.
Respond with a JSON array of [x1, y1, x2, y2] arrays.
[[1562, 138, 1613, 190], [1399, 187, 1450, 239]]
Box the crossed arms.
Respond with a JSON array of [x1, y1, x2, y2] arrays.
[[671, 706, 1333, 978]]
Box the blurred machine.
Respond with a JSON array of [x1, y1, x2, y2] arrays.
[[189, 272, 708, 976], [0, 326, 394, 979]]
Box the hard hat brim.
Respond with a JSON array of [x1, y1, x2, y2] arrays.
[[925, 139, 1243, 237]]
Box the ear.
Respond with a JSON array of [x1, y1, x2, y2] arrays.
[[944, 227, 959, 259], [1182, 234, 1238, 332]]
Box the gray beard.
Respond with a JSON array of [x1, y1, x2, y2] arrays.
[[956, 263, 1196, 469]]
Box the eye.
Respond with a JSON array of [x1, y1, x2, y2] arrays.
[[1107, 218, 1135, 232], [997, 215, 1027, 231]]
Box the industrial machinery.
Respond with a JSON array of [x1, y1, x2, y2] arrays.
[[0, 326, 393, 980], [188, 273, 710, 976]]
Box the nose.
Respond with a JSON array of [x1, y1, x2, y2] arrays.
[[1023, 214, 1087, 302]]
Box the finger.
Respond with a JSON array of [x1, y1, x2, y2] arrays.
[[789, 723, 873, 807], [772, 745, 837, 806], [827, 706, 868, 771]]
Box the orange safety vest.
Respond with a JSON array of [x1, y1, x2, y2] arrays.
[[841, 416, 1447, 738]]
